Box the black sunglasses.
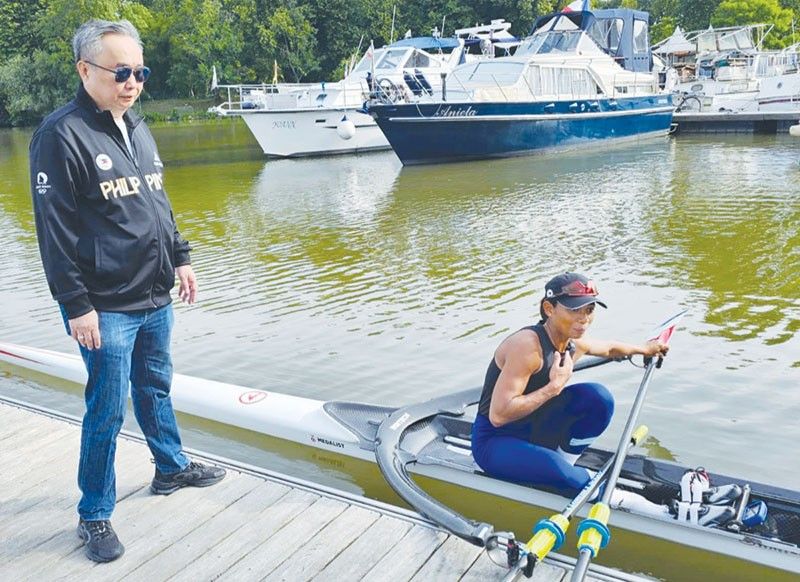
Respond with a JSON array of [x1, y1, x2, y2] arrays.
[[84, 60, 151, 83]]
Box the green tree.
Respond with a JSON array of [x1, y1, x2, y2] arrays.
[[712, 0, 794, 47], [0, 0, 152, 125], [144, 0, 241, 97], [676, 0, 718, 31], [0, 1, 46, 59], [259, 4, 319, 82]]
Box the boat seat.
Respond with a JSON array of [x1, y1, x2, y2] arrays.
[[414, 69, 433, 95], [403, 71, 425, 96]]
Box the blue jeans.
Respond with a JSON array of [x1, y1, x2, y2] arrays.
[[61, 304, 188, 520], [471, 382, 614, 497]]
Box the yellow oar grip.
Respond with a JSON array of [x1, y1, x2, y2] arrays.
[[631, 425, 649, 445], [526, 513, 570, 561], [576, 503, 611, 558]]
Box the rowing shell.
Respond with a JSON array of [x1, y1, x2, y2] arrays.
[[1, 341, 798, 574]]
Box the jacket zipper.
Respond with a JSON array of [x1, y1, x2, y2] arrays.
[[113, 120, 164, 308]]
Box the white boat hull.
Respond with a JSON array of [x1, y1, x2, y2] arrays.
[[0, 342, 798, 574], [237, 108, 390, 158]]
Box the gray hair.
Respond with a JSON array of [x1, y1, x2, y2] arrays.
[[72, 19, 142, 62]]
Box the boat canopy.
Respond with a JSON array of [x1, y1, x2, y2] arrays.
[[696, 26, 757, 53], [389, 36, 461, 51], [528, 9, 653, 73], [653, 26, 694, 55], [350, 46, 447, 76]]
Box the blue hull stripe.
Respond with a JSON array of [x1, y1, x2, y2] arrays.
[[370, 96, 674, 165], [388, 106, 674, 123]]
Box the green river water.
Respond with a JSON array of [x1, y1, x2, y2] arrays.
[[1, 121, 798, 580]]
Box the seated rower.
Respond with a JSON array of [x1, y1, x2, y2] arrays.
[[471, 272, 735, 525]]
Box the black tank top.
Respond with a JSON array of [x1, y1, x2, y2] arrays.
[[478, 322, 572, 417]]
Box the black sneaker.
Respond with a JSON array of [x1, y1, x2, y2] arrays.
[[76, 519, 125, 563], [150, 460, 226, 495]]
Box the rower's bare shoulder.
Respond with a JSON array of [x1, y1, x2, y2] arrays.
[[497, 328, 542, 369]]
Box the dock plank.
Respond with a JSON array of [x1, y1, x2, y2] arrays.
[[219, 495, 348, 581], [169, 488, 318, 582], [460, 550, 568, 582], [123, 480, 291, 581], [0, 399, 653, 582], [0, 406, 40, 437], [311, 514, 414, 581], [410, 535, 484, 581], [0, 444, 150, 559], [360, 524, 448, 582], [263, 504, 381, 581], [0, 422, 73, 457], [61, 472, 259, 582]]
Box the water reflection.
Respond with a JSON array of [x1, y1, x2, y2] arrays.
[[653, 137, 800, 354], [1, 126, 799, 494]]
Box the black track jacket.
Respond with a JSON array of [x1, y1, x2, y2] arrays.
[[30, 85, 191, 319]]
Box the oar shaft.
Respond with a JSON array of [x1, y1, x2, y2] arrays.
[[599, 359, 656, 506], [572, 549, 594, 580], [570, 358, 659, 582]]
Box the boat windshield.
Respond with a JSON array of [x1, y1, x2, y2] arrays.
[[376, 48, 411, 70], [517, 31, 583, 56], [351, 53, 372, 74], [450, 61, 524, 87], [697, 28, 756, 53]]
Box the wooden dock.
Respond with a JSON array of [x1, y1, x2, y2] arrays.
[[0, 398, 652, 582], [673, 110, 800, 133]]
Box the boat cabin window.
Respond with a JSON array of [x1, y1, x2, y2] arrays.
[[406, 50, 439, 69], [451, 61, 524, 87], [731, 29, 755, 50], [587, 18, 624, 54], [718, 33, 740, 52], [633, 19, 649, 53], [519, 31, 583, 55], [532, 66, 599, 97], [376, 49, 409, 70], [351, 54, 372, 74]]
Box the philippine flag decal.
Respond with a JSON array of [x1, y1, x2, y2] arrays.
[[95, 154, 113, 171]]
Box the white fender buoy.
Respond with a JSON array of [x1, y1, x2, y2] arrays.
[[789, 123, 800, 137], [336, 116, 356, 140]]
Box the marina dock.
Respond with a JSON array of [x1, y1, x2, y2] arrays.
[[0, 397, 652, 582], [673, 110, 800, 133]]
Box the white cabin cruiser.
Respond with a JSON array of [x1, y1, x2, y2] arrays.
[[367, 9, 673, 165], [211, 24, 519, 158], [654, 25, 800, 113]]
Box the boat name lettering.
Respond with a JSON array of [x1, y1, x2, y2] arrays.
[[311, 435, 345, 449], [389, 412, 410, 431], [272, 120, 296, 129], [434, 106, 477, 118]]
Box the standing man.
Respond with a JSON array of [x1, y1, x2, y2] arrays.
[[29, 19, 225, 563]]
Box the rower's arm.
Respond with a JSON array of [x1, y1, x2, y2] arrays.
[[488, 334, 573, 427], [576, 337, 669, 359]]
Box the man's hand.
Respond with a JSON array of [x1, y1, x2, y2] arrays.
[[176, 265, 198, 304], [69, 310, 100, 350]]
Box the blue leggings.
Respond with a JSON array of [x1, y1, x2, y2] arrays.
[[471, 382, 614, 497]]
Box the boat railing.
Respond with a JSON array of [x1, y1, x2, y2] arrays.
[[211, 82, 319, 114]]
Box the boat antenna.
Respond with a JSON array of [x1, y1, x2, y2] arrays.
[[441, 15, 447, 37], [350, 34, 365, 76], [390, 4, 396, 44]]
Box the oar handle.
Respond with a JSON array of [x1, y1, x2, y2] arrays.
[[504, 425, 649, 581]]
